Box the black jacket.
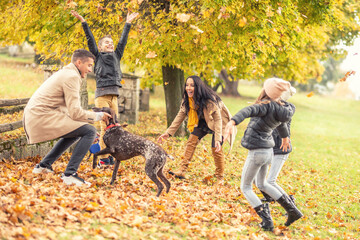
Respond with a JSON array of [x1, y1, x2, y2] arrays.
[[82, 22, 131, 88], [231, 101, 295, 150]]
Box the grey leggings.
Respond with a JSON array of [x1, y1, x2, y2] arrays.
[[241, 148, 284, 208], [40, 124, 97, 175], [261, 153, 289, 195]]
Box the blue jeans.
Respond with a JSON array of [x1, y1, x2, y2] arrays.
[[241, 148, 283, 208], [40, 124, 97, 175]]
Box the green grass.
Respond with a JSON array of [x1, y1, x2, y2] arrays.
[[0, 53, 34, 64], [0, 66, 44, 98]]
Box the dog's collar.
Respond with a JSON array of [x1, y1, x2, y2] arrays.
[[105, 123, 120, 131]]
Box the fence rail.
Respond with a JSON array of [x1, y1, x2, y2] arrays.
[[0, 98, 29, 133], [0, 98, 29, 107]]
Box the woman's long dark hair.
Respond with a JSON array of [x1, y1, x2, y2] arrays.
[[182, 75, 222, 117]]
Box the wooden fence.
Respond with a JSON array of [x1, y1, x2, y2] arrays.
[[0, 98, 59, 161], [0, 98, 29, 133]]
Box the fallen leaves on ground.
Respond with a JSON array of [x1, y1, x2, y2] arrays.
[[1, 109, 359, 239]]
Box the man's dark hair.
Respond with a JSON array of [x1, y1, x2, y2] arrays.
[[71, 49, 95, 63]]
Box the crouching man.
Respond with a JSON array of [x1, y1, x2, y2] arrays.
[[23, 49, 110, 186]]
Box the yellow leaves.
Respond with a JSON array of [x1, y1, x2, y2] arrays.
[[146, 51, 157, 59], [66, 0, 78, 9], [266, 19, 274, 24], [340, 71, 356, 82], [39, 195, 46, 201], [306, 91, 314, 97], [96, 4, 106, 13], [190, 25, 204, 33], [121, 79, 125, 85], [176, 13, 191, 23], [266, 6, 274, 17], [238, 17, 247, 27]]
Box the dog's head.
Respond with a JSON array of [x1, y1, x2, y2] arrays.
[[92, 107, 118, 125]]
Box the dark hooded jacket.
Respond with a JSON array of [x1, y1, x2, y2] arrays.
[[81, 22, 131, 89], [231, 101, 295, 150]]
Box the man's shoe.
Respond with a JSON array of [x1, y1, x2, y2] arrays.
[[61, 173, 91, 187], [32, 164, 54, 174]]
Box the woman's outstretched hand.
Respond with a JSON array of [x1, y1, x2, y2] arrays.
[[126, 12, 139, 23], [223, 120, 236, 142], [70, 10, 85, 22], [214, 141, 222, 152], [157, 133, 169, 144]]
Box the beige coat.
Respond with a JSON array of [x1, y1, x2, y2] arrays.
[[23, 63, 97, 144], [166, 100, 236, 148]]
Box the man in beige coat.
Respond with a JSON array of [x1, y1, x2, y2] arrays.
[[24, 49, 110, 186]]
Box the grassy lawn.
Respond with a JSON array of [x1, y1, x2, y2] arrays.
[[0, 57, 359, 239]]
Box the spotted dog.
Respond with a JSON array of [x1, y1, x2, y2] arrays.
[[92, 107, 171, 197]]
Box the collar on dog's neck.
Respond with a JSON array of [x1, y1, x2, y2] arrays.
[[105, 123, 120, 131]]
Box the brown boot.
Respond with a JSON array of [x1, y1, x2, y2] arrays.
[[169, 134, 199, 179], [212, 147, 225, 181]]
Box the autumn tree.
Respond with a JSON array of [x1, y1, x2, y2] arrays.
[[1, 0, 360, 135]]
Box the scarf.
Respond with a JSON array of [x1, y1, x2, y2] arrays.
[[187, 97, 199, 132]]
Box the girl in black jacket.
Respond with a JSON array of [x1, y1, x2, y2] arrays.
[[257, 86, 297, 205], [223, 78, 303, 231]]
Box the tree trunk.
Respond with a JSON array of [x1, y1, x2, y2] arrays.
[[220, 69, 241, 97], [162, 65, 186, 137]]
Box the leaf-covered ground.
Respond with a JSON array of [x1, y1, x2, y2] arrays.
[[1, 108, 313, 240], [1, 58, 359, 239], [1, 105, 359, 239]]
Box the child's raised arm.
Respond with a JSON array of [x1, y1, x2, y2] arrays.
[[70, 10, 99, 56], [70, 10, 85, 22], [126, 12, 139, 23], [115, 12, 139, 59]]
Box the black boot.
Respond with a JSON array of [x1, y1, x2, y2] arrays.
[[289, 195, 296, 206], [254, 203, 274, 231], [277, 194, 303, 226], [260, 190, 275, 203]]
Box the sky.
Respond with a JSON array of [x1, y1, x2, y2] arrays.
[[339, 37, 360, 98]]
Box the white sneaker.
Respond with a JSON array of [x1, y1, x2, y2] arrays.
[[32, 164, 54, 174], [61, 173, 91, 187]]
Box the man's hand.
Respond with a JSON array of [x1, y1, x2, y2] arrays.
[[71, 10, 85, 22], [223, 120, 236, 142], [126, 12, 139, 23], [280, 137, 290, 152], [157, 133, 169, 144], [102, 112, 111, 125]]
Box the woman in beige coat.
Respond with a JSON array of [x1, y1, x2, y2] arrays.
[[157, 75, 236, 182], [24, 49, 109, 186]]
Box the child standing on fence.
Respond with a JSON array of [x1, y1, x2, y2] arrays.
[[223, 78, 303, 231], [71, 10, 138, 166]]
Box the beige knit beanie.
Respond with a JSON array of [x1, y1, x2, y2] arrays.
[[263, 78, 291, 100]]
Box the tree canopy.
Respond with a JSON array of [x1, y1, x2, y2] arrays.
[[1, 0, 359, 85]]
